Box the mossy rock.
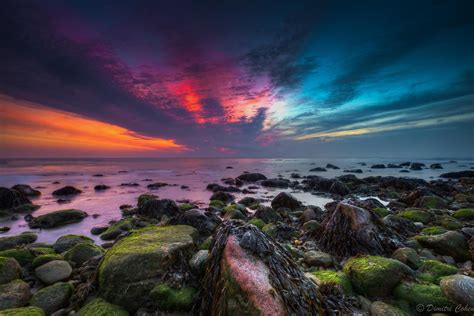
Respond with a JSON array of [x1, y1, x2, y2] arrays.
[[29, 209, 88, 229], [373, 207, 391, 218], [421, 226, 447, 235], [419, 196, 448, 209], [178, 203, 194, 212], [99, 218, 137, 241], [0, 232, 38, 251], [370, 301, 408, 316], [399, 209, 433, 224], [0, 248, 35, 266], [0, 279, 30, 310], [29, 282, 73, 315], [415, 231, 470, 262], [453, 208, 474, 220], [199, 237, 212, 250], [0, 257, 21, 284], [393, 281, 452, 309], [248, 218, 265, 230], [78, 298, 129, 316], [417, 260, 457, 284], [209, 200, 226, 209], [10, 204, 40, 214], [0, 306, 44, 315], [150, 283, 197, 312], [64, 243, 104, 266], [137, 194, 157, 208], [391, 247, 421, 269], [454, 193, 474, 203], [31, 247, 55, 256], [32, 254, 63, 269], [98, 225, 198, 312], [309, 270, 352, 295], [343, 255, 413, 297], [223, 208, 245, 220], [53, 234, 93, 253], [436, 215, 463, 230]]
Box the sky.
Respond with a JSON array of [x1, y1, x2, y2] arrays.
[[0, 0, 473, 158]]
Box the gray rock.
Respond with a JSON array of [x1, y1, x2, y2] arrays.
[[0, 232, 37, 251], [391, 247, 421, 269], [440, 274, 474, 306], [0, 279, 30, 310], [30, 282, 73, 315], [0, 257, 21, 284], [416, 231, 470, 262], [189, 250, 208, 274], [303, 250, 334, 268], [53, 234, 93, 253], [35, 260, 72, 285], [370, 301, 407, 316]]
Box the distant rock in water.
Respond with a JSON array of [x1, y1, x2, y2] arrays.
[[310, 167, 327, 172], [29, 209, 88, 228], [0, 187, 31, 210], [52, 186, 82, 196], [316, 202, 404, 258], [94, 184, 110, 191], [260, 178, 290, 188], [120, 183, 139, 187], [12, 184, 41, 197], [236, 173, 267, 182], [137, 199, 180, 220], [201, 221, 351, 315], [371, 164, 386, 169], [430, 163, 443, 169], [147, 182, 168, 189], [440, 170, 474, 178], [343, 169, 363, 173], [326, 163, 340, 169]]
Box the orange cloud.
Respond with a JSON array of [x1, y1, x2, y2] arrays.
[[0, 95, 188, 154]]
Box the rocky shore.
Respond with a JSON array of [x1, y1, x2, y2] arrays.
[[0, 165, 474, 315]]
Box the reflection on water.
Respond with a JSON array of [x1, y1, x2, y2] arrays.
[[0, 158, 471, 243]]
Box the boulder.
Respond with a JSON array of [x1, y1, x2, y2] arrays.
[[98, 225, 198, 312], [236, 173, 267, 182], [94, 185, 110, 191], [0, 233, 37, 251], [136, 199, 180, 219], [11, 185, 41, 197], [415, 231, 470, 262], [150, 283, 197, 312], [209, 191, 234, 203], [391, 247, 421, 269], [53, 235, 93, 253], [0, 279, 30, 310], [200, 221, 350, 315], [29, 210, 88, 229], [253, 206, 282, 223], [303, 250, 334, 268], [29, 282, 73, 315], [440, 274, 474, 307], [0, 306, 44, 315], [271, 192, 301, 210], [176, 209, 221, 235], [440, 170, 474, 179], [317, 202, 404, 258], [329, 181, 350, 196], [393, 281, 452, 309], [52, 186, 82, 196], [64, 243, 104, 266], [260, 178, 289, 188], [78, 298, 128, 316], [307, 270, 352, 295], [0, 257, 21, 284], [35, 260, 72, 285], [0, 187, 31, 210], [343, 255, 413, 297]]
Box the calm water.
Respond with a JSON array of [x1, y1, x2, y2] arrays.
[[0, 158, 472, 243]]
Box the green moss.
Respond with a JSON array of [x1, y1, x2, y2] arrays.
[[32, 254, 63, 269], [0, 248, 35, 266], [31, 247, 55, 256], [421, 226, 447, 235], [150, 283, 197, 312], [78, 298, 129, 316], [209, 200, 225, 209], [399, 209, 433, 224], [393, 282, 452, 309], [199, 237, 212, 250], [436, 215, 463, 230], [137, 194, 157, 208], [248, 203, 260, 210], [453, 208, 474, 220], [418, 260, 457, 284], [178, 203, 194, 212], [64, 243, 104, 266], [248, 218, 265, 229], [420, 196, 447, 209], [311, 270, 352, 294], [373, 207, 390, 217], [100, 218, 135, 240], [223, 204, 237, 213], [0, 307, 44, 316], [0, 232, 38, 251], [343, 255, 413, 297]]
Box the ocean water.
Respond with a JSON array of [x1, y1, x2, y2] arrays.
[[0, 158, 472, 243]]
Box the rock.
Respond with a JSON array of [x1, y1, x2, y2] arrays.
[[209, 191, 234, 203], [371, 164, 386, 169], [94, 185, 110, 191], [308, 270, 352, 295], [418, 259, 457, 283], [52, 186, 82, 196], [35, 260, 72, 285], [410, 162, 425, 170], [343, 169, 363, 173], [310, 167, 327, 172], [440, 170, 474, 179], [387, 164, 401, 168], [137, 194, 157, 207], [11, 185, 41, 197], [260, 178, 289, 188], [238, 196, 257, 206], [300, 207, 320, 223], [98, 225, 198, 312], [253, 206, 282, 223], [248, 218, 265, 229], [136, 199, 179, 219], [453, 208, 474, 220], [391, 247, 421, 269], [430, 163, 443, 169], [271, 192, 301, 210], [416, 231, 470, 262], [0, 257, 21, 284], [0, 233, 38, 251], [64, 243, 104, 266], [399, 162, 411, 167], [53, 235, 93, 253], [177, 209, 221, 235], [343, 255, 413, 297], [418, 196, 448, 209], [329, 181, 350, 196], [0, 306, 44, 315], [90, 226, 107, 235], [99, 218, 146, 241], [0, 279, 30, 310], [303, 250, 334, 267], [236, 173, 267, 182], [120, 183, 139, 187], [147, 182, 168, 189], [29, 282, 73, 315], [223, 207, 246, 220], [262, 223, 298, 242], [318, 202, 404, 258], [326, 164, 340, 169], [189, 250, 208, 275], [399, 209, 433, 224], [382, 215, 419, 237], [440, 274, 474, 306], [0, 249, 35, 266], [29, 210, 88, 229], [150, 283, 197, 312], [78, 298, 128, 316], [0, 187, 31, 210], [201, 221, 349, 315], [394, 281, 452, 309], [370, 301, 406, 316], [31, 255, 63, 269]]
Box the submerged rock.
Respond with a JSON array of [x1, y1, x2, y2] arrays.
[[0, 187, 31, 210], [52, 186, 82, 196], [236, 173, 267, 182], [11, 185, 41, 197], [98, 225, 198, 312], [201, 221, 351, 315], [29, 209, 88, 229]]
